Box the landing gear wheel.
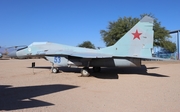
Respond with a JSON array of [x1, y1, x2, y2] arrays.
[[52, 67, 59, 73], [93, 67, 101, 73], [81, 67, 90, 77]]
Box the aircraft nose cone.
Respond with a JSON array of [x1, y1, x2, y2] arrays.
[[8, 51, 17, 58]]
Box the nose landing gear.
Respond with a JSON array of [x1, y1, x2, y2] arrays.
[[51, 63, 59, 73], [52, 67, 59, 73]]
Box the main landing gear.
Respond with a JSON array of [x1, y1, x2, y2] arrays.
[[81, 67, 90, 77], [80, 67, 101, 77], [51, 62, 101, 76]]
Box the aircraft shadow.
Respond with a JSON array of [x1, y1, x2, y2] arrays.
[[92, 65, 168, 79], [28, 66, 81, 73], [147, 67, 159, 69], [28, 66, 51, 69], [0, 58, 9, 60], [0, 84, 78, 111], [28, 65, 168, 79]]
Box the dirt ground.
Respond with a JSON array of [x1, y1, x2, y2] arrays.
[[0, 59, 180, 112]]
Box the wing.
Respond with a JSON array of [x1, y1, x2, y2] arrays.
[[34, 50, 112, 58]]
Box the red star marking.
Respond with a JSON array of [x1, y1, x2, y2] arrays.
[[132, 30, 142, 40]]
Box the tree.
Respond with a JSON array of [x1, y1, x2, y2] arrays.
[[100, 14, 176, 53], [77, 41, 95, 49]]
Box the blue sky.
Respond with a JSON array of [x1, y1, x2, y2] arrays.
[[0, 0, 180, 48]]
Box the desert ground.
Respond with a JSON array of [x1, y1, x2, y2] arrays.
[[0, 59, 180, 112]]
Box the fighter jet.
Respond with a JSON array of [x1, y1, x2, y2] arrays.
[[0, 46, 3, 58], [0, 53, 2, 58], [0, 46, 27, 59], [8, 16, 157, 76], [0, 46, 5, 58]]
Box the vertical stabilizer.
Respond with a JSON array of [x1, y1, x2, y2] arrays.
[[100, 16, 154, 58]]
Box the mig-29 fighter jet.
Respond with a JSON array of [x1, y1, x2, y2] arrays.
[[8, 16, 157, 77]]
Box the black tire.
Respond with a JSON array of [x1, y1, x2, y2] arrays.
[[52, 68, 58, 73], [81, 67, 90, 77]]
